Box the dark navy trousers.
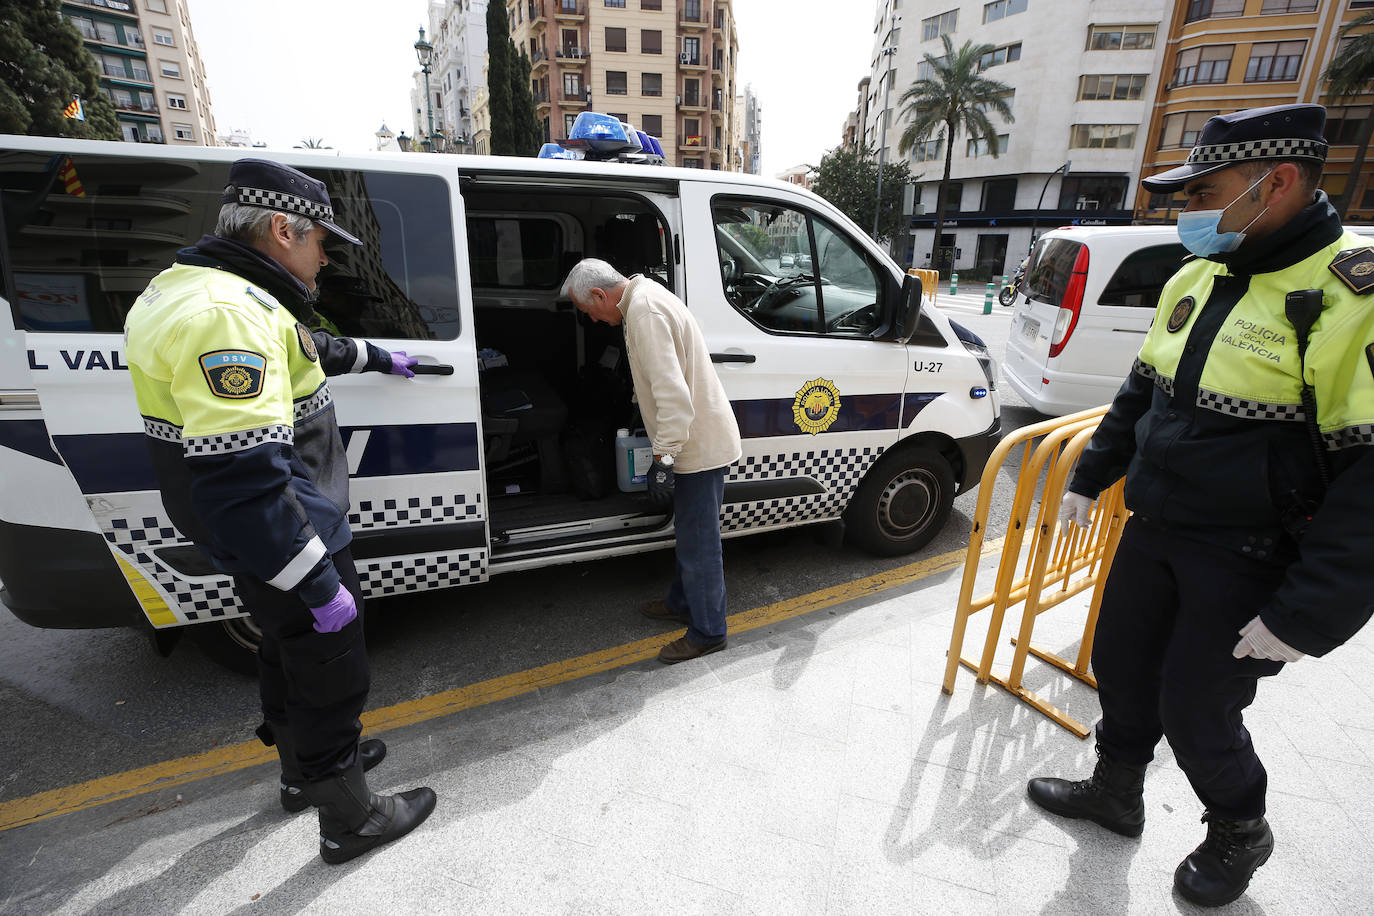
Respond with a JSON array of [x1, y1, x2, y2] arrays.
[[665, 466, 729, 645], [1093, 519, 1287, 819]]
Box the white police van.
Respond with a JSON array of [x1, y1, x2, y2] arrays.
[[0, 125, 999, 662]]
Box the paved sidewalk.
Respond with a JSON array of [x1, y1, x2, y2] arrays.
[[2, 549, 1372, 914]]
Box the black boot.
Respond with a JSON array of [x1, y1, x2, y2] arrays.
[[1026, 746, 1147, 837], [258, 723, 387, 813], [1174, 811, 1273, 907], [306, 762, 437, 865]]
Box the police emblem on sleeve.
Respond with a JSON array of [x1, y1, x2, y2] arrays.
[[296, 322, 319, 362], [1330, 247, 1374, 295], [1166, 296, 1195, 333], [199, 350, 266, 399], [792, 378, 841, 435]]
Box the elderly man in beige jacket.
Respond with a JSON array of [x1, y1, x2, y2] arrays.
[[562, 258, 742, 663]]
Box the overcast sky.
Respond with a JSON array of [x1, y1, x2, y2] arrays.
[[188, 0, 876, 177]]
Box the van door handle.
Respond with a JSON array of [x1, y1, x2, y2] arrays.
[[711, 353, 756, 364], [411, 363, 455, 375]]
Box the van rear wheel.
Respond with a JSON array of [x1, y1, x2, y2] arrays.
[[845, 447, 955, 556], [190, 617, 261, 676]]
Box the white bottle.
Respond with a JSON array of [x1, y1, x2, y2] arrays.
[[615, 427, 652, 493]]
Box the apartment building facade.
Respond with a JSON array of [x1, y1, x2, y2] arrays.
[[864, 0, 1170, 274], [411, 0, 489, 153], [507, 0, 741, 169], [62, 0, 217, 146], [1138, 0, 1374, 223]]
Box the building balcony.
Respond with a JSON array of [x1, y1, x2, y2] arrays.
[[553, 1, 585, 20], [680, 135, 705, 151], [562, 88, 591, 106], [531, 48, 549, 74], [67, 0, 138, 19], [527, 0, 547, 26], [678, 53, 705, 69], [678, 93, 706, 111], [112, 99, 159, 115], [679, 6, 707, 29], [555, 46, 588, 64], [100, 62, 152, 83]]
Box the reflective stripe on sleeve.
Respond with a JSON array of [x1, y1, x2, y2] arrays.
[[183, 424, 293, 457], [267, 535, 327, 591], [349, 339, 369, 373]]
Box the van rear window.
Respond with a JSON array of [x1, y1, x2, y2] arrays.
[[1099, 244, 1189, 308], [1024, 238, 1085, 307]]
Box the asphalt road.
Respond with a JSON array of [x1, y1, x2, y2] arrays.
[[0, 294, 1049, 808]]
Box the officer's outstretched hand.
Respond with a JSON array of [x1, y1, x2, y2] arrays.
[[389, 351, 418, 378], [310, 584, 358, 634], [1058, 492, 1094, 529], [1232, 615, 1304, 663], [647, 458, 675, 508]]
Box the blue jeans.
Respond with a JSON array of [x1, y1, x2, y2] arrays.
[[664, 466, 728, 645]]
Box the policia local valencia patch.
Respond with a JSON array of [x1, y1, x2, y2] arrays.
[[199, 350, 266, 399], [1330, 247, 1374, 295]]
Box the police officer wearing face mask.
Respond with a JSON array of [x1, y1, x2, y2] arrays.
[[1025, 104, 1374, 907]]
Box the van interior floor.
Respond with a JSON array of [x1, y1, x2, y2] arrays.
[[489, 490, 659, 534]]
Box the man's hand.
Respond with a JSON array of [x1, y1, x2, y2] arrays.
[[309, 584, 358, 634], [389, 351, 418, 378], [1059, 492, 1095, 529], [647, 457, 675, 508], [1232, 615, 1304, 662]]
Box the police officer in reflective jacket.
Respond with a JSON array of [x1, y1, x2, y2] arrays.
[[1026, 105, 1374, 907], [124, 159, 436, 864]]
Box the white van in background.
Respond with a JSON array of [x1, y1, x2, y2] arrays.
[[1003, 226, 1186, 416]]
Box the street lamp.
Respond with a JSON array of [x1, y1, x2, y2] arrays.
[[1029, 160, 1071, 254], [872, 45, 898, 241], [414, 26, 436, 149]]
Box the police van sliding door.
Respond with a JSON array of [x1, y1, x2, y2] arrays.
[[679, 182, 910, 535], [4, 146, 487, 632]]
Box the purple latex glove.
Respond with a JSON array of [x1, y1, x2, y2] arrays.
[[309, 584, 357, 633], [389, 351, 417, 378]]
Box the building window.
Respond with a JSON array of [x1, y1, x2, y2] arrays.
[[1087, 25, 1156, 51], [605, 27, 626, 51], [642, 72, 662, 96], [1245, 40, 1305, 82], [916, 55, 947, 81], [563, 71, 583, 99], [979, 42, 1021, 69], [1185, 0, 1246, 22], [1260, 0, 1317, 10], [1077, 73, 1148, 100], [146, 0, 168, 10], [1069, 124, 1137, 149], [684, 117, 701, 146], [1172, 45, 1232, 86], [166, 92, 187, 109], [682, 36, 700, 64], [1326, 106, 1371, 145], [564, 113, 577, 136], [939, 182, 963, 213], [683, 157, 702, 168], [642, 29, 661, 53], [95, 20, 119, 43], [151, 27, 174, 46], [606, 70, 627, 94], [981, 177, 1017, 211], [1057, 175, 1127, 211], [983, 0, 1027, 23], [605, 0, 626, 7], [966, 133, 1009, 157], [160, 59, 181, 78], [173, 123, 194, 141], [1159, 110, 1217, 148], [642, 0, 662, 9], [145, 124, 164, 142], [911, 138, 942, 161], [642, 113, 662, 136], [921, 9, 958, 41]]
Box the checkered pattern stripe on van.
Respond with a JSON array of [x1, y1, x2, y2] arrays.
[[358, 549, 488, 596], [1324, 423, 1374, 450], [102, 512, 242, 623], [1197, 389, 1305, 422], [349, 491, 484, 530], [721, 446, 883, 532], [1133, 359, 1175, 398]]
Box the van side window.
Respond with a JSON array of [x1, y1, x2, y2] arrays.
[[467, 217, 563, 289], [0, 153, 460, 340], [711, 196, 884, 337], [1098, 244, 1189, 308]]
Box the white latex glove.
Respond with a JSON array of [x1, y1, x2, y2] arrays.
[[1058, 491, 1094, 529], [1232, 615, 1305, 663]]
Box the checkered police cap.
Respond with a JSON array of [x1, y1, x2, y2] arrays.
[[220, 158, 361, 245], [1142, 104, 1329, 193]]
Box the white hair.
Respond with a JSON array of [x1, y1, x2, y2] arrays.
[[561, 258, 627, 301], [215, 202, 315, 245]]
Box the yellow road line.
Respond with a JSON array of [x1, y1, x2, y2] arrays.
[[0, 537, 1001, 833]]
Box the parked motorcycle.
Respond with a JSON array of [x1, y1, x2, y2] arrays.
[[999, 260, 1028, 307]]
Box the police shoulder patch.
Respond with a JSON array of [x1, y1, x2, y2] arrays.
[[1166, 296, 1196, 333], [1330, 247, 1374, 295], [199, 350, 266, 399], [296, 322, 319, 362]]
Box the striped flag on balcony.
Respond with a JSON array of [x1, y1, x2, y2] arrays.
[[58, 157, 86, 198], [62, 96, 85, 121]]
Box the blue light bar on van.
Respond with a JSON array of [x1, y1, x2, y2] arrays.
[[562, 112, 630, 152], [537, 142, 584, 160], [619, 123, 643, 153]]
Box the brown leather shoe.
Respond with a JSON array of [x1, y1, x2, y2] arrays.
[[640, 599, 689, 625], [658, 635, 726, 664]]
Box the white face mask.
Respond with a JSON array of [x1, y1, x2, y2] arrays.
[[1176, 169, 1273, 258]]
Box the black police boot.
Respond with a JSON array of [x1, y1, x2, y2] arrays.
[[1026, 746, 1147, 837], [306, 762, 437, 865], [259, 723, 387, 813], [1173, 811, 1273, 907]]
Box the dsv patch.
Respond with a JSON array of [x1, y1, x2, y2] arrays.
[[1330, 247, 1374, 295], [200, 350, 266, 399]]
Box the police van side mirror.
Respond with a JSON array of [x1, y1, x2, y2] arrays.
[[897, 273, 923, 342]]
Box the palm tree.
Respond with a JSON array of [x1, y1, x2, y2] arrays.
[[896, 34, 1013, 272], [294, 137, 331, 149], [1324, 11, 1374, 219]]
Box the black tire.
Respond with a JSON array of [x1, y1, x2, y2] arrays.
[[844, 447, 956, 557], [189, 616, 261, 676], [998, 285, 1016, 307]]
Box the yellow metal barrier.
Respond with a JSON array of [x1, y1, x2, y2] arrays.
[[942, 405, 1128, 737], [907, 268, 940, 308]]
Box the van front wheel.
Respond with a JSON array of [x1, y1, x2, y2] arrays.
[[845, 447, 955, 556]]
